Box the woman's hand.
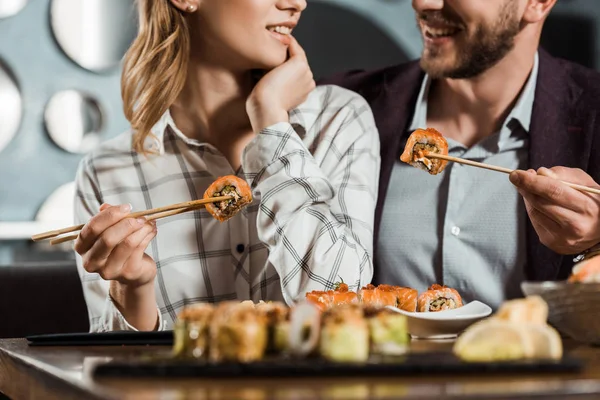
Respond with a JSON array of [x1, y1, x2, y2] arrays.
[[246, 36, 316, 132], [74, 203, 159, 330], [74, 203, 158, 287]]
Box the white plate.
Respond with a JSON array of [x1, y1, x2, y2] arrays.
[[385, 301, 492, 339]]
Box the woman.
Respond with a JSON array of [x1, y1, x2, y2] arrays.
[[74, 0, 380, 332]]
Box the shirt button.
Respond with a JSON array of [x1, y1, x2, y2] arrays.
[[451, 226, 461, 236], [236, 244, 245, 253]]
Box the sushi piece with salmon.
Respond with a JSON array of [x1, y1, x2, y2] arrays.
[[417, 284, 463, 312], [359, 284, 398, 308], [400, 128, 449, 175], [203, 175, 253, 222], [394, 286, 418, 313], [568, 255, 600, 283], [332, 282, 359, 306], [305, 290, 334, 311]]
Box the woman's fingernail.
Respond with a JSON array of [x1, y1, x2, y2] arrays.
[[121, 203, 132, 213], [137, 218, 147, 225]]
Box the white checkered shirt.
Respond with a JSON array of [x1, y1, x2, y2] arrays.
[[74, 85, 381, 332]]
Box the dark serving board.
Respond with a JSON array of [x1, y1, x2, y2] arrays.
[[93, 352, 583, 378], [26, 330, 174, 347]]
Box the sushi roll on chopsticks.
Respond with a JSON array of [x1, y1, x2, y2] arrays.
[[209, 301, 268, 363], [173, 303, 214, 358], [400, 128, 449, 175], [417, 284, 463, 312], [203, 175, 253, 222], [364, 307, 409, 355], [320, 305, 370, 362]]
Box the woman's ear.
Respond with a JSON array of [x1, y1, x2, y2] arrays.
[[169, 0, 200, 13], [522, 0, 557, 24]]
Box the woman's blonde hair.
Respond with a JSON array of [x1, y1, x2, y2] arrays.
[[122, 0, 190, 153]]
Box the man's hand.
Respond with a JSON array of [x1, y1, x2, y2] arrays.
[[510, 167, 600, 255]]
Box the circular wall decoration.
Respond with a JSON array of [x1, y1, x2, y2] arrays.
[[49, 0, 138, 72], [0, 61, 22, 154], [0, 0, 27, 19], [44, 90, 104, 154]]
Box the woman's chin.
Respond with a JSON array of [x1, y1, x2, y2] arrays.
[[253, 53, 289, 70]]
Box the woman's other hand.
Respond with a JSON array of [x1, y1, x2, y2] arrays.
[[246, 36, 315, 132]]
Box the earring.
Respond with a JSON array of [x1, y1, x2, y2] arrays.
[[186, 4, 196, 12]]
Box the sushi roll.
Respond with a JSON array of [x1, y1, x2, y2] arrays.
[[209, 301, 268, 363], [359, 284, 398, 308], [173, 303, 214, 359], [305, 290, 334, 311], [203, 175, 253, 222], [400, 128, 449, 175], [417, 284, 463, 312], [331, 282, 359, 306], [568, 255, 600, 283], [387, 286, 418, 312], [319, 304, 369, 362], [364, 307, 410, 355], [255, 301, 290, 353], [494, 296, 549, 325]]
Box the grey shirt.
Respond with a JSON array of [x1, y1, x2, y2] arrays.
[[377, 53, 539, 309]]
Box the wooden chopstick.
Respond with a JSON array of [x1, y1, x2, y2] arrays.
[[32, 195, 234, 242], [425, 152, 600, 195], [48, 204, 209, 246]]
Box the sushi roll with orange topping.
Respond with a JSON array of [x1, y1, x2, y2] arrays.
[[332, 282, 359, 306], [568, 255, 600, 283], [359, 284, 398, 308], [400, 128, 449, 175], [203, 175, 252, 222], [417, 284, 463, 312], [305, 290, 334, 311]]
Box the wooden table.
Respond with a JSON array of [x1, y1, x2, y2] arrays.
[[1, 338, 600, 400]]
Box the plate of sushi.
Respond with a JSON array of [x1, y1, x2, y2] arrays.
[[305, 283, 492, 339], [92, 297, 582, 378]]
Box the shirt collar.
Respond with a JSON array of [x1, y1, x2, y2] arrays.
[[408, 52, 539, 135], [144, 107, 309, 155]]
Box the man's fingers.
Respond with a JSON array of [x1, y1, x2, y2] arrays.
[[510, 169, 583, 212], [539, 166, 599, 188], [518, 189, 565, 228]]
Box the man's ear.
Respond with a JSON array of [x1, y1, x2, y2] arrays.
[[522, 0, 557, 24]]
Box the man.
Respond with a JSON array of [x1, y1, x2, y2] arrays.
[[322, 0, 600, 308]]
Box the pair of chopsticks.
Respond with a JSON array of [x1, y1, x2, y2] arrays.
[[424, 152, 600, 195], [31, 196, 234, 246]]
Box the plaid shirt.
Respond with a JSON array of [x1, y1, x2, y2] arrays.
[[74, 85, 381, 332]]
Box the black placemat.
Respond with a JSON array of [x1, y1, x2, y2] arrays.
[[26, 330, 174, 347], [93, 352, 583, 378]]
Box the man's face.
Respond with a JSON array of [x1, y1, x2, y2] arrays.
[[413, 0, 522, 79]]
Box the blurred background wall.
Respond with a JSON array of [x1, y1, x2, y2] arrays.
[[0, 0, 596, 265]]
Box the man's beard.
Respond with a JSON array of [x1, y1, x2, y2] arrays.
[[418, 0, 521, 79]]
